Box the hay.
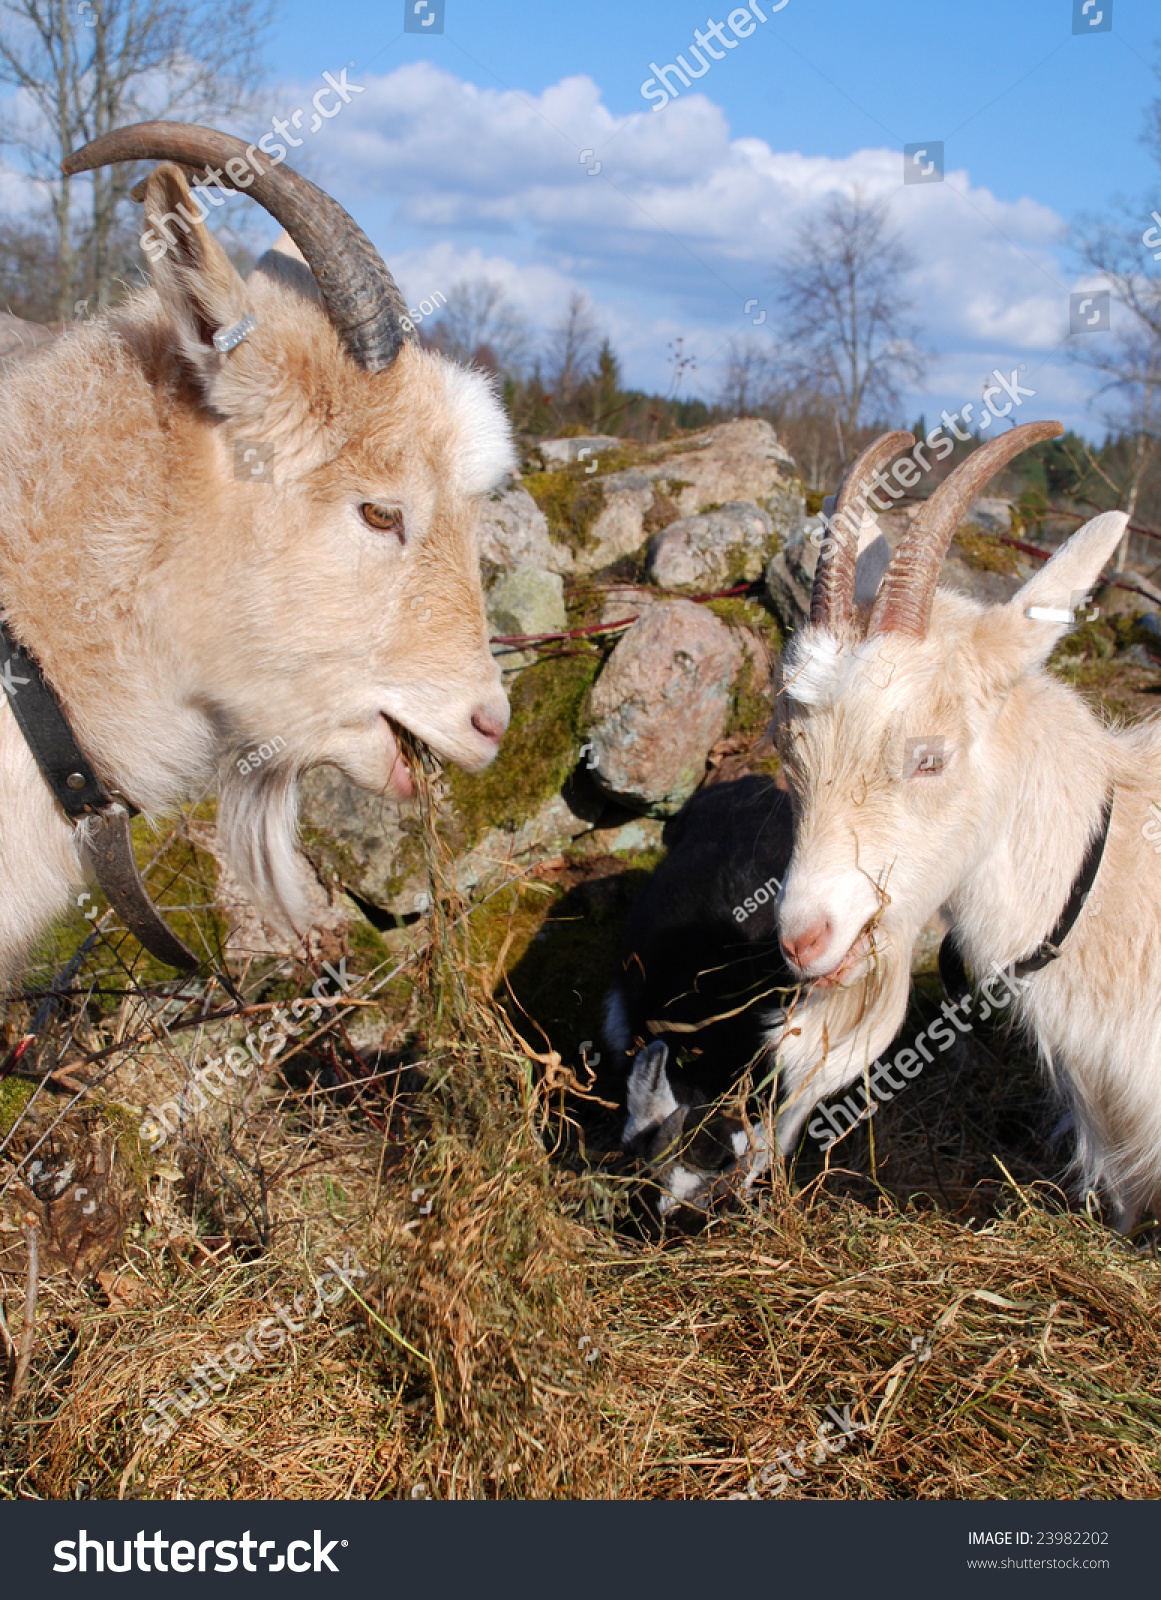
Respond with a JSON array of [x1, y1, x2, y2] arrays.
[[2, 758, 1161, 1501]]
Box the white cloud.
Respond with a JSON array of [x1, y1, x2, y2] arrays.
[[293, 61, 1096, 421], [0, 58, 1113, 431]]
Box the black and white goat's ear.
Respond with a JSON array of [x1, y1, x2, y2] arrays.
[[978, 511, 1127, 680], [623, 1040, 676, 1145], [142, 163, 254, 385]]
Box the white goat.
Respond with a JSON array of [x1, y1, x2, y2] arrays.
[[773, 420, 1161, 1230], [0, 123, 514, 983]]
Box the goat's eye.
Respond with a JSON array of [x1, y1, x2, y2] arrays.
[[360, 503, 405, 540], [904, 739, 948, 779]]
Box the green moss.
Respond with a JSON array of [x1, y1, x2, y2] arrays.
[[1051, 617, 1118, 663], [445, 654, 601, 850], [18, 799, 230, 999], [952, 529, 1023, 575], [522, 468, 607, 555], [705, 595, 776, 632], [101, 1100, 159, 1191], [701, 597, 782, 743], [805, 490, 826, 516], [129, 812, 232, 985], [343, 907, 402, 966], [0, 1076, 35, 1136]]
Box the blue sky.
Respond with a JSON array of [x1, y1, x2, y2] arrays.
[[7, 0, 1161, 436]]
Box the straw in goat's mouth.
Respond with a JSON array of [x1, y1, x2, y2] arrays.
[[394, 723, 444, 817]]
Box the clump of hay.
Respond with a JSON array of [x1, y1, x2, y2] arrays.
[[3, 754, 1161, 1501]]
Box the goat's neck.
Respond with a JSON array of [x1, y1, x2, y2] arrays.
[[946, 673, 1114, 974]]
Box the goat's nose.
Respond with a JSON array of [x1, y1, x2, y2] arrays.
[[782, 919, 832, 970], [470, 704, 507, 745]]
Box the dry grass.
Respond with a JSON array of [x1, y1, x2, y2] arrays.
[[2, 752, 1161, 1501]]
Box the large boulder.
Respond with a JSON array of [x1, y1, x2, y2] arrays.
[[577, 470, 658, 573], [299, 766, 424, 915], [583, 599, 743, 815], [648, 501, 774, 590], [486, 565, 567, 675], [478, 476, 574, 574], [641, 420, 804, 535], [528, 421, 805, 578]]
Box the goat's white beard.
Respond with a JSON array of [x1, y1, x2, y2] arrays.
[[215, 762, 312, 931], [770, 933, 914, 1150]]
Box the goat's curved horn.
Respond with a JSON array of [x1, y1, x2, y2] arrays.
[[810, 431, 914, 629], [62, 121, 412, 373], [868, 419, 1064, 639]]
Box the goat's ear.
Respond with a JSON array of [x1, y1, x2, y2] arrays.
[[624, 1041, 677, 1144], [976, 512, 1128, 680], [142, 163, 252, 385]]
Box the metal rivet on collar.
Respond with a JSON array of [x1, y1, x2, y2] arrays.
[[66, 772, 87, 790], [213, 313, 257, 354]]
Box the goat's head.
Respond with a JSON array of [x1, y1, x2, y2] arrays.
[[62, 124, 512, 809], [773, 421, 1128, 982]]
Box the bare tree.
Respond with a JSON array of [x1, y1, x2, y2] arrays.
[[544, 291, 601, 411], [773, 189, 925, 458], [716, 335, 776, 417], [0, 0, 270, 318], [1070, 209, 1161, 567], [426, 276, 529, 374]]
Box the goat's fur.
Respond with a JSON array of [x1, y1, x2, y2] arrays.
[[0, 166, 514, 982], [776, 508, 1161, 1228]]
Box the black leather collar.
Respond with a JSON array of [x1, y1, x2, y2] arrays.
[[0, 616, 198, 971], [939, 789, 1114, 999]]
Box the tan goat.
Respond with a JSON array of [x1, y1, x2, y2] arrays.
[[773, 421, 1161, 1229], [0, 123, 513, 981]]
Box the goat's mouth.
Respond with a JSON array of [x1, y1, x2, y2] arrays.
[[813, 932, 874, 989], [380, 714, 415, 800]]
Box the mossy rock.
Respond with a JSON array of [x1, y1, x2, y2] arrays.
[[522, 468, 608, 556], [445, 654, 601, 850], [522, 445, 644, 557]]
